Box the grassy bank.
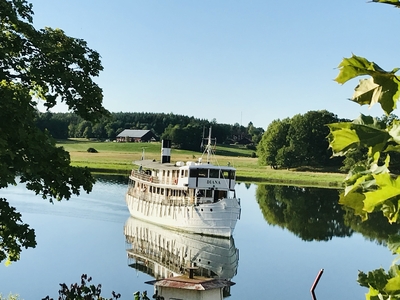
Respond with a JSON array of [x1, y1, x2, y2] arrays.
[[58, 139, 345, 188]]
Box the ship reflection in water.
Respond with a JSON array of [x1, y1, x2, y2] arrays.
[[124, 217, 239, 299]]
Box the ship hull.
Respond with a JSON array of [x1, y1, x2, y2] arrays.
[[125, 193, 240, 238]]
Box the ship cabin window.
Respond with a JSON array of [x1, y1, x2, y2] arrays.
[[217, 190, 227, 199], [195, 189, 212, 198], [222, 169, 235, 179], [195, 189, 204, 197], [189, 169, 197, 177], [189, 168, 208, 177], [209, 169, 220, 178]]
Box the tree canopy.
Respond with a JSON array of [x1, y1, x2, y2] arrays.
[[256, 110, 343, 169], [0, 0, 108, 264]]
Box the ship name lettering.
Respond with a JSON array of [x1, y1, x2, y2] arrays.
[[207, 180, 221, 185]]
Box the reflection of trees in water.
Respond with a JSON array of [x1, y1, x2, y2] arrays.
[[236, 182, 252, 190], [256, 185, 400, 243], [256, 185, 352, 241], [343, 208, 400, 246]]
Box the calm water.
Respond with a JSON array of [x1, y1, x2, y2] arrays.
[[0, 177, 395, 299]]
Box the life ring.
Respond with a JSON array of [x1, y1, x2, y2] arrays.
[[149, 176, 153, 182], [173, 178, 178, 185]]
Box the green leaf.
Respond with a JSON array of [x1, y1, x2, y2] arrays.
[[381, 200, 400, 224], [352, 78, 381, 106], [365, 287, 380, 300], [364, 174, 400, 216], [328, 118, 391, 157], [335, 55, 400, 115], [358, 268, 390, 290], [385, 272, 400, 293], [339, 190, 368, 220], [370, 75, 400, 115], [389, 121, 400, 144], [335, 55, 387, 84], [388, 235, 400, 255], [372, 0, 400, 8], [385, 145, 400, 152], [327, 123, 360, 156]]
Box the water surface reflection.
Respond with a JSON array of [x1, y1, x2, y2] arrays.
[[124, 217, 238, 297], [0, 180, 396, 299], [255, 184, 400, 244]]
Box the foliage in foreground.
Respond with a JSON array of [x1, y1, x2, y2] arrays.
[[0, 294, 21, 300], [0, 0, 108, 263], [42, 274, 157, 300], [42, 274, 120, 300], [328, 1, 400, 298], [357, 236, 400, 299]]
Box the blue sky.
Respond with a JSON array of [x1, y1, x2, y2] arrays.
[[30, 0, 400, 129]]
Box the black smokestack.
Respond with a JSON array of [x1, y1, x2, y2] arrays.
[[161, 139, 171, 163]]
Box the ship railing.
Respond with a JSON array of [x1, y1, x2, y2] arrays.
[[149, 176, 179, 185], [130, 169, 160, 184], [144, 196, 216, 206], [127, 247, 184, 275], [127, 188, 212, 207], [161, 196, 196, 206]]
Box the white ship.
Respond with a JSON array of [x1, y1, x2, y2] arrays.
[[125, 128, 241, 238]]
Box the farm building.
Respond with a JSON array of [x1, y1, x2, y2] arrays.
[[116, 129, 156, 142]]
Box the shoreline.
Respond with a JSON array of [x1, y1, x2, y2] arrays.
[[59, 140, 345, 189], [90, 167, 345, 189]]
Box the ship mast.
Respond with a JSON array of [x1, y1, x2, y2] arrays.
[[200, 126, 216, 164], [206, 126, 212, 163]]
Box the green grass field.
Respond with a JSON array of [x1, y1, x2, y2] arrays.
[[57, 139, 345, 188]]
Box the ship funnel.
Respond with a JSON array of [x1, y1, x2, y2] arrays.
[[161, 139, 171, 163], [186, 266, 199, 279]]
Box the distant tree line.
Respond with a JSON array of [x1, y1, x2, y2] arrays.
[[35, 111, 264, 151], [38, 109, 396, 171]]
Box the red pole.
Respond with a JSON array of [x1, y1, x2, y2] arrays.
[[310, 269, 324, 300]]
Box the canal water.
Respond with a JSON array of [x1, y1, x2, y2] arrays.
[[0, 177, 395, 299]]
